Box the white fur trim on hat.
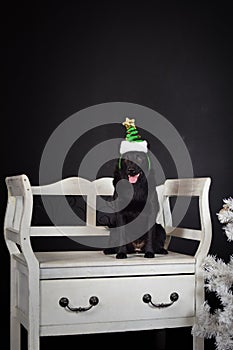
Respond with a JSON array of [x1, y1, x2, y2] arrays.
[[120, 140, 148, 154]]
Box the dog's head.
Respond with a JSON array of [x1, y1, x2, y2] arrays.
[[118, 151, 151, 184]]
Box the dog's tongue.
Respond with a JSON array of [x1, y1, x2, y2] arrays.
[[128, 174, 140, 184]]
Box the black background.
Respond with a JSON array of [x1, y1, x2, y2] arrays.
[[3, 2, 233, 349]]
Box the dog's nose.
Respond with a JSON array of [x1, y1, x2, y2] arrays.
[[128, 167, 136, 175]]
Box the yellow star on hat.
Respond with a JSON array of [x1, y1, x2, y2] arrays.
[[122, 117, 136, 129]]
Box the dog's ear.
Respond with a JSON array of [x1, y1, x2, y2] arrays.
[[113, 161, 122, 187]]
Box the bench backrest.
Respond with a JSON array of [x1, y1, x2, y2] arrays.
[[4, 175, 212, 264], [162, 177, 212, 263]]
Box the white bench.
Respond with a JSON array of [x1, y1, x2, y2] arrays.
[[4, 175, 212, 350]]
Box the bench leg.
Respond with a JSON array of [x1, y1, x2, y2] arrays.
[[27, 305, 40, 350], [28, 272, 40, 350], [10, 316, 21, 350], [28, 328, 40, 350], [193, 335, 204, 350], [10, 259, 20, 350]]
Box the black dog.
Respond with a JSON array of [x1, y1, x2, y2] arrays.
[[103, 151, 168, 259]]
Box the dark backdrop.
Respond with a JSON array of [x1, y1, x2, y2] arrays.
[[3, 2, 233, 349]]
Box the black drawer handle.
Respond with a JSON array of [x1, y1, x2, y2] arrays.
[[142, 292, 179, 308], [59, 296, 99, 312]]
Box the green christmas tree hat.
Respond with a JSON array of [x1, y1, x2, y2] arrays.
[[120, 117, 148, 154]]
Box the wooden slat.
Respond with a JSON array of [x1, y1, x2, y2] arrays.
[[5, 228, 21, 245], [164, 178, 211, 197], [30, 226, 110, 237], [93, 177, 114, 195], [32, 178, 114, 196], [165, 227, 202, 241], [155, 185, 165, 226], [31, 177, 91, 195], [86, 195, 97, 226]]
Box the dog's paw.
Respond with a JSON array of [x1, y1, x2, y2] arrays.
[[116, 252, 127, 259], [156, 248, 168, 255], [103, 248, 116, 255], [144, 251, 155, 258]]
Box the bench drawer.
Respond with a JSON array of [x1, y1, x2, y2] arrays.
[[40, 275, 195, 326]]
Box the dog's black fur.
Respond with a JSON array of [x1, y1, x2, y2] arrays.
[[103, 151, 168, 259]]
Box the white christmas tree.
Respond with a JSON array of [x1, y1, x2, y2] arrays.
[[192, 197, 233, 350]]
